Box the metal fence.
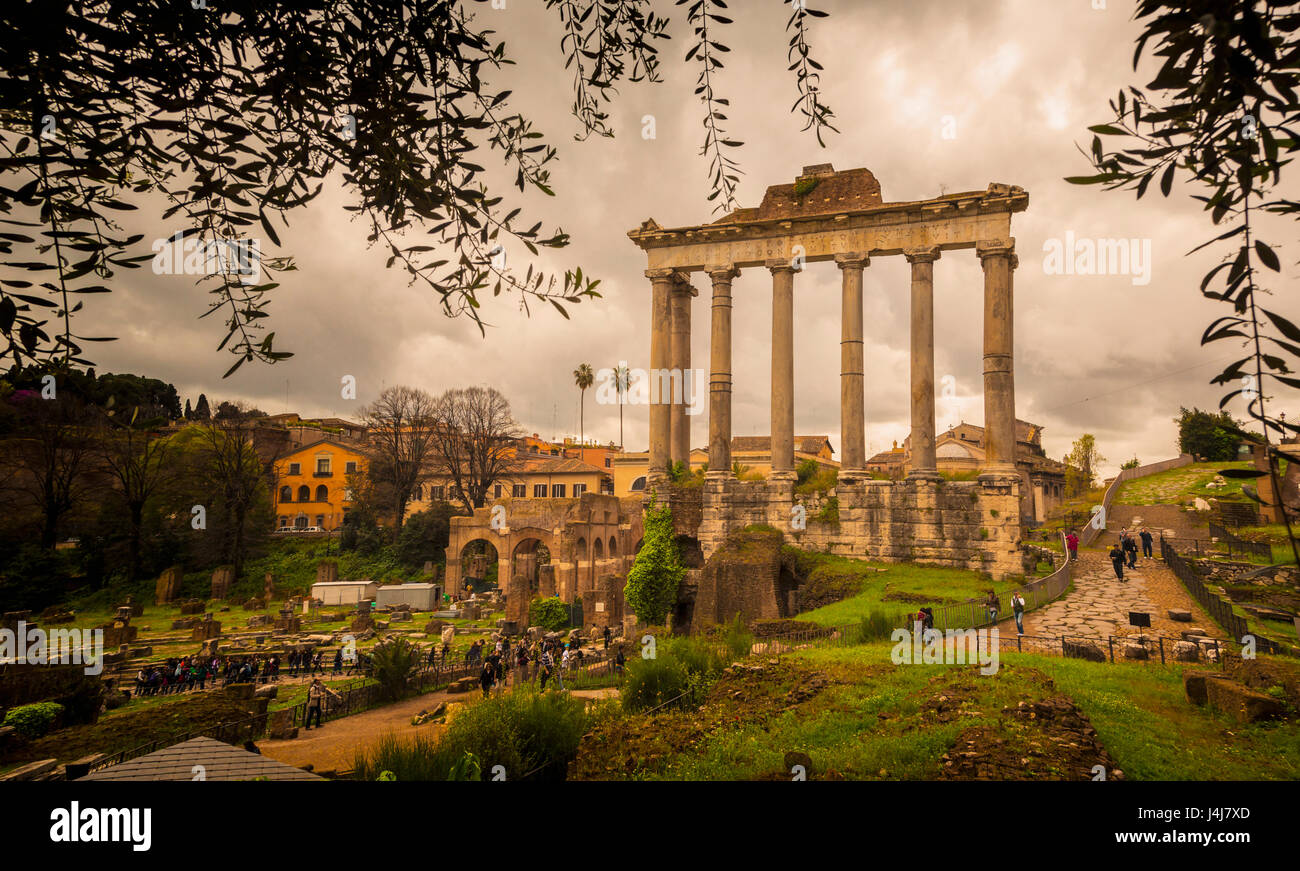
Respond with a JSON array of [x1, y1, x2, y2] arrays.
[[893, 531, 1074, 632], [1079, 454, 1194, 547], [1160, 536, 1287, 655], [1205, 522, 1274, 561]]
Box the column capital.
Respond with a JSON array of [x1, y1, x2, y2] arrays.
[[706, 265, 741, 282], [765, 259, 796, 274], [645, 267, 679, 281], [904, 246, 942, 265], [834, 252, 870, 269], [975, 239, 1016, 263]]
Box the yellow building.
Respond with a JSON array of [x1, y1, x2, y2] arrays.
[[272, 437, 370, 531], [405, 455, 613, 517]]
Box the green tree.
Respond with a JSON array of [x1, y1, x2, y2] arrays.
[[624, 497, 683, 626], [573, 363, 594, 447], [1120, 457, 1141, 471], [396, 503, 463, 570], [1175, 407, 1242, 461], [1063, 434, 1106, 497]]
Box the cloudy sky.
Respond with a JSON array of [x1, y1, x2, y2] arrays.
[[78, 0, 1297, 477]]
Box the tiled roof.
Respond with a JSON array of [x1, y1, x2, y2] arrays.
[[731, 435, 833, 455], [82, 737, 322, 782]]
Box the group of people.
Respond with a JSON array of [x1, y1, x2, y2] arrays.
[[1108, 527, 1155, 581], [133, 654, 282, 696], [466, 632, 626, 697]]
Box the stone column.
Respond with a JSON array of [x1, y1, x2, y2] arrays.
[[707, 266, 738, 478], [905, 247, 941, 480], [835, 254, 868, 479], [976, 240, 1018, 476], [647, 268, 675, 485], [767, 260, 796, 480], [669, 278, 696, 467]]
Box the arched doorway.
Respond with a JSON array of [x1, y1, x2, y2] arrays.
[[458, 539, 500, 594]]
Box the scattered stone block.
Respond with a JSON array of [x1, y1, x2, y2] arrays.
[[1180, 628, 1209, 640], [154, 566, 182, 605], [1172, 641, 1200, 662], [1167, 609, 1192, 622], [1205, 679, 1283, 723], [179, 599, 205, 615], [267, 709, 297, 740], [1122, 642, 1148, 660], [254, 684, 278, 700], [447, 677, 478, 694], [1062, 639, 1107, 663]]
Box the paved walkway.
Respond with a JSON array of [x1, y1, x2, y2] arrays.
[[1006, 549, 1224, 641]]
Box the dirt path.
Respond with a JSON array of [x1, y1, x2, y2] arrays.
[[259, 684, 621, 774]]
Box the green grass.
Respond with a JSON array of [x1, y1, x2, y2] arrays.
[[791, 554, 1013, 627], [1114, 461, 1255, 506], [590, 643, 1300, 781]]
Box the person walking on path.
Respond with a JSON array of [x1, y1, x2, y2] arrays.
[[1065, 530, 1079, 562], [304, 678, 339, 730], [602, 625, 611, 651], [984, 591, 1000, 625], [479, 659, 496, 698], [1124, 532, 1138, 569], [1109, 543, 1126, 582], [1011, 592, 1026, 635], [1139, 527, 1154, 559]]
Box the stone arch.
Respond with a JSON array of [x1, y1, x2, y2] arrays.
[[279, 485, 292, 503], [315, 484, 328, 502], [458, 538, 500, 593], [297, 484, 310, 501], [608, 536, 618, 557], [592, 537, 604, 559]]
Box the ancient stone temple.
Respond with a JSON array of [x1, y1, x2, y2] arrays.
[[627, 164, 1029, 582]]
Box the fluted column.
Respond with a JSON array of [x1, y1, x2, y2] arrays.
[[768, 260, 796, 479], [906, 247, 941, 480], [647, 268, 675, 485], [835, 254, 868, 479], [669, 278, 696, 467], [706, 265, 738, 479], [976, 240, 1018, 476]]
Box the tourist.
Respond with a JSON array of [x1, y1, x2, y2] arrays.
[[557, 644, 570, 691], [1011, 592, 1026, 635], [1065, 530, 1079, 561], [1109, 543, 1126, 582], [440, 639, 450, 666], [333, 647, 343, 674], [1124, 532, 1138, 569], [1139, 527, 1154, 559], [515, 644, 530, 684], [312, 651, 325, 675], [539, 648, 554, 690], [614, 646, 625, 677], [304, 678, 338, 730], [288, 649, 299, 676], [479, 658, 496, 697], [984, 591, 1000, 625], [602, 625, 612, 650]]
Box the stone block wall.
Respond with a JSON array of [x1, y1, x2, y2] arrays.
[[688, 474, 1023, 580]]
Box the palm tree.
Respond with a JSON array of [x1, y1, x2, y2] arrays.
[[613, 363, 631, 449], [573, 363, 594, 447]]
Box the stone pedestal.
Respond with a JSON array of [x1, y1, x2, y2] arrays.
[[210, 566, 234, 600], [154, 566, 182, 605]]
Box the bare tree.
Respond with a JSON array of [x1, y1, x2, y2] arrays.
[[185, 413, 272, 580], [362, 386, 439, 531], [428, 387, 521, 515], [97, 410, 173, 583], [0, 394, 98, 548]]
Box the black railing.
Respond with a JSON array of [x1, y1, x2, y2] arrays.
[[1161, 537, 1288, 656]]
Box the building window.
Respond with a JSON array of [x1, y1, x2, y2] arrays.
[[297, 485, 310, 501], [315, 458, 331, 476], [605, 457, 611, 468], [413, 485, 423, 502], [494, 484, 503, 498], [513, 484, 527, 498], [315, 515, 325, 528], [573, 483, 587, 497], [345, 461, 358, 474], [534, 484, 547, 498], [630, 476, 647, 492], [315, 485, 328, 502], [279, 486, 292, 503], [288, 463, 301, 475], [430, 485, 445, 501], [552, 483, 566, 498], [278, 516, 287, 528]]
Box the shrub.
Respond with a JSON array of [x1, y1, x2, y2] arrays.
[[858, 608, 894, 642], [3, 701, 65, 738], [529, 597, 569, 633], [369, 637, 420, 701], [622, 654, 693, 713]]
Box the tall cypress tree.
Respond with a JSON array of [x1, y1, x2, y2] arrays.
[[194, 394, 211, 420], [624, 497, 684, 626]]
